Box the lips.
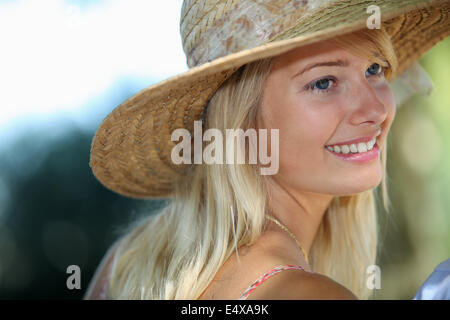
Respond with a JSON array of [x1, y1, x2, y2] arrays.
[[327, 142, 381, 163]]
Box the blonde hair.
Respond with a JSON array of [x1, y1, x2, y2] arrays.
[[108, 27, 397, 300]]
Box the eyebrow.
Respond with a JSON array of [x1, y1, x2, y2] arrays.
[[291, 59, 350, 79]]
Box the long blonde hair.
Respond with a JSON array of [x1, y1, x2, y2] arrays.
[[108, 27, 398, 300]]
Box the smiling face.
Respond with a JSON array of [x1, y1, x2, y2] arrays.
[[256, 40, 396, 196]]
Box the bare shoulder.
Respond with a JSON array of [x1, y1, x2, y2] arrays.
[[246, 269, 358, 300]]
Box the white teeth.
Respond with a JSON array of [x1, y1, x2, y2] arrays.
[[367, 139, 375, 150], [326, 137, 377, 154], [341, 145, 350, 154], [357, 142, 367, 153]]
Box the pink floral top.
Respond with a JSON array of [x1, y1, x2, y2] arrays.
[[237, 264, 305, 300], [88, 261, 305, 300]]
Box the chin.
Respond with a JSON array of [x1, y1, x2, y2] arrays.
[[350, 180, 381, 195], [331, 176, 382, 196]]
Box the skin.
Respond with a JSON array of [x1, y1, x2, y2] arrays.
[[256, 39, 396, 268]]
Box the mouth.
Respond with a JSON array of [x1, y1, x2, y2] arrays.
[[325, 136, 378, 154], [324, 138, 381, 163], [324, 130, 382, 164], [325, 130, 381, 154], [325, 141, 380, 164]]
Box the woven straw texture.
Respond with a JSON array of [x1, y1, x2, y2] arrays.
[[90, 0, 450, 199]]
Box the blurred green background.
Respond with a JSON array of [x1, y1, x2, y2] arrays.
[[374, 37, 450, 299]]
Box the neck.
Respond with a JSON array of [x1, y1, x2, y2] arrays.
[[265, 176, 334, 261]]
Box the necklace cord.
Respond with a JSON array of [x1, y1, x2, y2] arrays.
[[265, 214, 310, 265]]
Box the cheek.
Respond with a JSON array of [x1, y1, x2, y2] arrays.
[[259, 79, 343, 174], [276, 105, 340, 174]]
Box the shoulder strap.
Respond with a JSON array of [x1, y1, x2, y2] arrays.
[[237, 264, 305, 300]]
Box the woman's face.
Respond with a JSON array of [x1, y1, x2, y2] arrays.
[[257, 40, 396, 196]]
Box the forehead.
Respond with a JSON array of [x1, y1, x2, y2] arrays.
[[271, 40, 366, 71]]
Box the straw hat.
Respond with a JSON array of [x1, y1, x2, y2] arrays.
[[90, 0, 449, 199]]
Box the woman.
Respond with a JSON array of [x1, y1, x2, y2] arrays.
[[84, 0, 449, 300]]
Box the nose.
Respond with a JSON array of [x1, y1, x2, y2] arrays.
[[349, 79, 388, 127]]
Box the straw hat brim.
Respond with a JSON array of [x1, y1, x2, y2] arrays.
[[90, 0, 450, 199]]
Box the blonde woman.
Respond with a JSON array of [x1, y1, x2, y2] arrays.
[[84, 0, 449, 300]]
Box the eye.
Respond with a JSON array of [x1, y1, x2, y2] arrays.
[[366, 63, 384, 77], [307, 77, 336, 93]]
